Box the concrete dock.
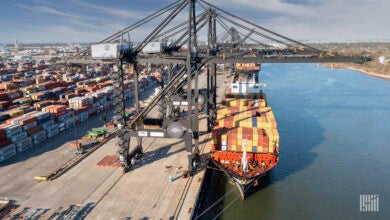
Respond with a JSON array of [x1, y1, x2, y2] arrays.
[[0, 72, 228, 219]]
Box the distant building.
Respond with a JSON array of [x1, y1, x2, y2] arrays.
[[15, 40, 23, 50], [378, 56, 388, 65]]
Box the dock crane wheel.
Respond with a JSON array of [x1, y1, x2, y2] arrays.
[[123, 163, 132, 173], [191, 153, 201, 175], [135, 147, 144, 160]]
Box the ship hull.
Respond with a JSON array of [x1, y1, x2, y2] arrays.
[[211, 159, 267, 199]]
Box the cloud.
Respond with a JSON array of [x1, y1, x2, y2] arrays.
[[5, 0, 390, 43], [17, 24, 119, 43], [72, 0, 147, 19], [15, 4, 105, 21], [205, 0, 390, 41]]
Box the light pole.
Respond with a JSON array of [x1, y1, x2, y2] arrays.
[[73, 109, 78, 152]]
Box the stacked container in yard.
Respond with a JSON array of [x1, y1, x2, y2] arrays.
[[0, 114, 11, 123], [0, 100, 10, 110], [6, 108, 24, 118], [31, 130, 47, 145], [15, 137, 33, 152], [34, 100, 53, 111], [31, 92, 47, 101], [0, 143, 16, 162], [42, 105, 67, 119], [68, 97, 93, 116], [40, 120, 55, 130], [63, 117, 76, 129], [13, 97, 32, 106], [34, 111, 52, 125], [0, 128, 16, 161], [45, 124, 59, 138], [22, 86, 37, 95], [2, 124, 28, 144], [78, 111, 89, 122], [19, 116, 38, 132], [0, 82, 17, 90], [87, 92, 107, 116], [57, 111, 73, 122]]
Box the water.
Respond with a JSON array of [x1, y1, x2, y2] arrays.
[[197, 64, 390, 220]]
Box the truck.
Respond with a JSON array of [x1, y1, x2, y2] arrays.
[[86, 129, 108, 139], [0, 198, 10, 212]]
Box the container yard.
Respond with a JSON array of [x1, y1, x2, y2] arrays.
[[0, 59, 161, 165]]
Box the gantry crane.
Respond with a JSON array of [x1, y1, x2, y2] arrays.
[[58, 0, 370, 175]]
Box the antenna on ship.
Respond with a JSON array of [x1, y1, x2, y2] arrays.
[[242, 138, 248, 173]]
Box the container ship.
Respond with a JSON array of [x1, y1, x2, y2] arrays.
[[210, 63, 279, 199]]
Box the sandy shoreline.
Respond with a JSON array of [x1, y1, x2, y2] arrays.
[[321, 63, 390, 82], [343, 66, 390, 81]]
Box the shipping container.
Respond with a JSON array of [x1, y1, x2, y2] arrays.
[[91, 43, 132, 59], [142, 42, 168, 53], [9, 131, 28, 143], [0, 144, 16, 162], [32, 130, 47, 145], [15, 137, 33, 152]]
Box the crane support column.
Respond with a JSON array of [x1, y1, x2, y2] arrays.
[[133, 62, 143, 162]]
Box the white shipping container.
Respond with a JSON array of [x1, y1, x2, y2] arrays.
[[15, 137, 32, 148], [45, 124, 59, 133], [58, 123, 66, 132], [33, 135, 47, 145], [10, 132, 28, 143], [0, 144, 16, 162], [142, 42, 165, 53], [4, 125, 22, 136], [102, 86, 114, 94], [47, 124, 59, 134], [32, 130, 46, 140], [10, 116, 28, 125], [0, 143, 16, 155], [91, 43, 132, 59], [34, 111, 50, 118], [15, 137, 33, 152]]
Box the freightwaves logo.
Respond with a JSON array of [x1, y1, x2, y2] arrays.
[[360, 195, 379, 212]]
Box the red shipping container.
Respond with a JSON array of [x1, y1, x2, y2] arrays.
[[242, 127, 253, 140], [19, 117, 37, 125], [27, 125, 42, 136], [7, 105, 18, 110], [263, 135, 269, 153], [0, 139, 12, 148], [0, 133, 6, 141]]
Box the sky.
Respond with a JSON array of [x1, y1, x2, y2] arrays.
[[0, 0, 389, 43]]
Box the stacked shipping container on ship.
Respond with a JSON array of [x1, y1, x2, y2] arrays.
[[210, 63, 279, 199]]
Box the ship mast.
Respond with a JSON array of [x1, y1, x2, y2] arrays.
[[242, 138, 248, 173]]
